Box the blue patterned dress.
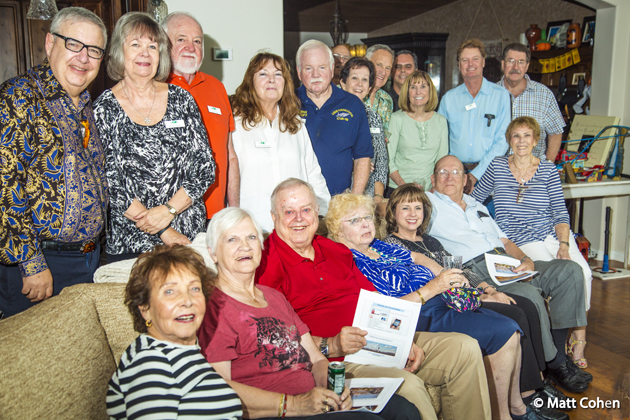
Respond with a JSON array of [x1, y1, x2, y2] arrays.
[[352, 240, 521, 355]]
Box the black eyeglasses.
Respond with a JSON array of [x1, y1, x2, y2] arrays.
[[53, 33, 105, 60]]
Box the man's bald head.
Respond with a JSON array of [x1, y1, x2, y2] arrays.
[[431, 155, 467, 201]]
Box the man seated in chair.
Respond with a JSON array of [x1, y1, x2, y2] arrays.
[[256, 177, 492, 420], [425, 155, 591, 396]]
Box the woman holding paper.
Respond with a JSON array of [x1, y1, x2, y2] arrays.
[[326, 192, 546, 420], [197, 207, 419, 420], [471, 117, 591, 369]]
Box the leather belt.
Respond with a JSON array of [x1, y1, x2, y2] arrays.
[[463, 247, 505, 268], [463, 162, 479, 171], [41, 239, 98, 253]]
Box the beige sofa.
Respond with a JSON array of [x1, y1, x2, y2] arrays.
[[0, 246, 442, 419], [0, 283, 137, 420]]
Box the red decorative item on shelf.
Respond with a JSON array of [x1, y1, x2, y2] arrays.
[[525, 24, 541, 52], [567, 23, 582, 48]]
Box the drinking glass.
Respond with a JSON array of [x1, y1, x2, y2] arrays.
[[443, 255, 463, 270]]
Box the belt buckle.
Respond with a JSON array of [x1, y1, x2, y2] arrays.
[[80, 240, 96, 253]]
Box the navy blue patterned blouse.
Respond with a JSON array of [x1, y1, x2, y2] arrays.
[[351, 239, 434, 297]]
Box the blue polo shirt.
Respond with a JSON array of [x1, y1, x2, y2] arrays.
[[297, 84, 373, 195], [438, 78, 510, 180]]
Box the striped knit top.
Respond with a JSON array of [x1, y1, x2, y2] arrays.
[[471, 156, 570, 247], [107, 334, 242, 420]]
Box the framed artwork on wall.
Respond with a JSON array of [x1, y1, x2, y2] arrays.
[[546, 20, 572, 45], [582, 16, 596, 43]]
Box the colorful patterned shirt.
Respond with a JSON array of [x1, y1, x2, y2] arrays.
[[364, 88, 393, 136], [0, 60, 107, 277], [497, 75, 565, 159]]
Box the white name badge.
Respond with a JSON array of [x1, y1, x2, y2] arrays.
[[465, 103, 477, 111], [164, 120, 185, 128], [208, 106, 222, 115], [370, 127, 381, 134], [255, 141, 271, 148]]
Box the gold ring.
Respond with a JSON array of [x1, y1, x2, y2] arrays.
[[325, 397, 328, 406]]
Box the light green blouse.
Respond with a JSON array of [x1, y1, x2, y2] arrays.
[[387, 110, 448, 190]]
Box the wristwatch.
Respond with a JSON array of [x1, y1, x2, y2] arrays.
[[319, 337, 329, 357], [165, 203, 178, 217]]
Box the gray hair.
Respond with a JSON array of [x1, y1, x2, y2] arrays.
[[161, 11, 203, 38], [50, 7, 108, 47], [106, 12, 171, 82], [206, 208, 264, 255], [365, 44, 394, 60], [395, 50, 418, 69], [296, 40, 334, 71], [270, 178, 319, 216], [502, 42, 531, 63]]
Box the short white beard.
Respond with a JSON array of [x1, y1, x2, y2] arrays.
[[173, 56, 202, 75]]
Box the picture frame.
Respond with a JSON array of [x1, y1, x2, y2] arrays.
[[572, 72, 586, 85], [212, 47, 233, 61], [582, 16, 596, 43], [546, 20, 572, 44]]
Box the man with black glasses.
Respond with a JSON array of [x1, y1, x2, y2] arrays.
[[0, 7, 108, 317]]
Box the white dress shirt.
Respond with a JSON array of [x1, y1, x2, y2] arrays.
[[426, 191, 506, 263], [233, 113, 330, 232]]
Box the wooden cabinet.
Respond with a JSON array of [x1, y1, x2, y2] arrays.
[[0, 0, 146, 98], [528, 46, 593, 89]]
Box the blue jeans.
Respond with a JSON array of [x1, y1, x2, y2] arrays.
[[0, 243, 101, 317]]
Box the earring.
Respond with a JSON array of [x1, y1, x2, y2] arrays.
[[145, 319, 153, 328]]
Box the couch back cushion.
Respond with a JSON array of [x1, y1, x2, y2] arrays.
[[87, 283, 139, 365], [0, 283, 136, 419]]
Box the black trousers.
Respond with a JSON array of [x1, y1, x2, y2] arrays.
[[482, 292, 546, 392], [0, 243, 101, 317]]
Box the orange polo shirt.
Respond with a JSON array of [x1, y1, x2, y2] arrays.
[[167, 71, 235, 218]]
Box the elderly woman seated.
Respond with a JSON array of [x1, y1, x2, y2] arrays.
[[107, 245, 243, 419], [197, 207, 419, 420], [326, 193, 543, 420]]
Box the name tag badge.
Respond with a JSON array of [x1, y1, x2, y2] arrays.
[[208, 106, 222, 115], [164, 120, 185, 128], [255, 141, 271, 148], [465, 103, 477, 111], [370, 127, 381, 134]]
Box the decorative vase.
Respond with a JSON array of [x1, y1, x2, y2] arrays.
[[525, 24, 541, 52], [567, 23, 582, 48]]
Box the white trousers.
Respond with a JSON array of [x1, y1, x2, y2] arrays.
[[520, 234, 592, 310]]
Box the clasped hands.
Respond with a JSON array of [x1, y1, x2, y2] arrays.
[[329, 327, 425, 373], [124, 199, 190, 245]]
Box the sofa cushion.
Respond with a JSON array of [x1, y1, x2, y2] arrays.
[[87, 283, 139, 366], [0, 284, 116, 420]]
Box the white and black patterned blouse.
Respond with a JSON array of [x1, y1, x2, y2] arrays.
[[94, 85, 215, 255], [364, 104, 388, 197]]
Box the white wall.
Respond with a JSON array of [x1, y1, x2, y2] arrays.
[[164, 0, 284, 94], [576, 0, 630, 265]]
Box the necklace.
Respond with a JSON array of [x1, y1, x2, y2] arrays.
[[510, 155, 535, 184], [123, 81, 156, 124], [414, 237, 437, 260]]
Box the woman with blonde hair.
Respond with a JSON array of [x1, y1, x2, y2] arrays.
[[387, 71, 448, 192], [228, 52, 330, 232]]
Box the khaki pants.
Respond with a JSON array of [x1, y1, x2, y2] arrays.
[[346, 331, 491, 420]]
